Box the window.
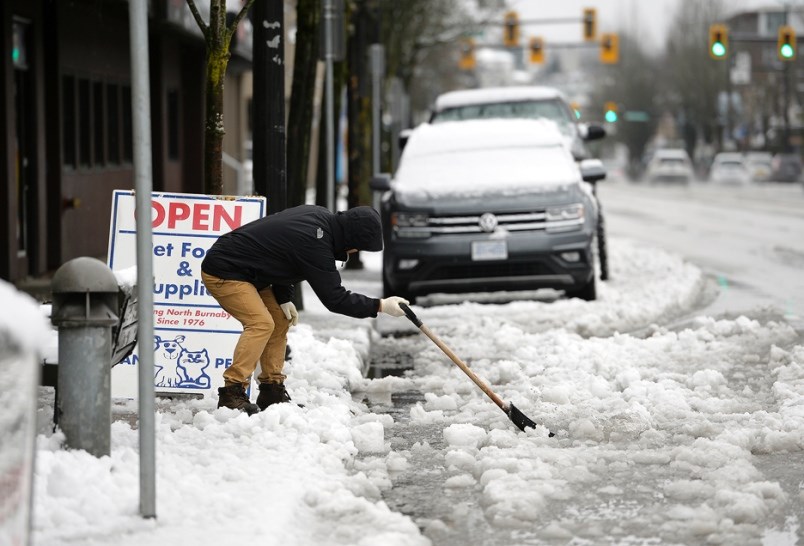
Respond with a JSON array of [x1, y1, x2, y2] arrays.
[[167, 89, 180, 160], [78, 78, 91, 167], [60, 76, 133, 169], [764, 12, 786, 36], [122, 85, 132, 162], [62, 75, 76, 168], [93, 82, 105, 166], [107, 83, 120, 164]]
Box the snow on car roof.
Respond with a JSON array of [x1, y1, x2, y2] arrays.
[[433, 86, 565, 112], [394, 119, 579, 196], [403, 118, 566, 158]]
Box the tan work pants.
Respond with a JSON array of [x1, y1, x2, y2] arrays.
[[201, 272, 290, 387]]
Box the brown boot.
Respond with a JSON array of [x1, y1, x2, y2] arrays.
[[257, 382, 293, 411], [217, 384, 260, 415]]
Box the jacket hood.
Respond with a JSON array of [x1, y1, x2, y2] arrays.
[[335, 207, 383, 260]]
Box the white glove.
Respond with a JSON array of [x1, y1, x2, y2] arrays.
[[379, 296, 410, 317], [280, 302, 299, 326]]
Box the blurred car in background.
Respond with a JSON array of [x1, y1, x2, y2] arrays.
[[645, 149, 695, 184], [771, 153, 803, 182], [744, 151, 772, 182], [371, 118, 605, 302], [428, 86, 606, 160], [709, 152, 751, 185]]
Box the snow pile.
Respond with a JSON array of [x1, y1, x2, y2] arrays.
[[32, 323, 428, 546], [29, 239, 804, 545], [399, 311, 801, 543], [0, 279, 50, 354]]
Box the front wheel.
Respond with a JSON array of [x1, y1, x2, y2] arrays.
[[566, 275, 597, 301], [597, 213, 610, 281]]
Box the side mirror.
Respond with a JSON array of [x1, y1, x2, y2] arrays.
[[581, 123, 607, 141], [580, 159, 607, 183], [370, 173, 392, 191], [398, 128, 412, 152]]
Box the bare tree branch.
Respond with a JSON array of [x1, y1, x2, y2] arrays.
[[185, 0, 210, 39], [228, 0, 256, 35]]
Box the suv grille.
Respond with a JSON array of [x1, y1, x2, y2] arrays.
[[398, 210, 582, 236]]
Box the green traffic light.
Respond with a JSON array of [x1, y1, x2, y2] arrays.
[[780, 43, 795, 58], [605, 110, 618, 123], [574, 109, 581, 119], [711, 42, 726, 57]]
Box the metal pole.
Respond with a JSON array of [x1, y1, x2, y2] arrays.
[[128, 0, 156, 519], [324, 0, 335, 211], [370, 44, 383, 176], [726, 57, 733, 146]]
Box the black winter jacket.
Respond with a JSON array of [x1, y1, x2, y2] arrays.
[[201, 205, 383, 318]]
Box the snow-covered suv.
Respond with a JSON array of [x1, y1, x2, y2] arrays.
[[370, 118, 605, 303]]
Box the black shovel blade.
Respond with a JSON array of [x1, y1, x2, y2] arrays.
[[507, 403, 555, 437]]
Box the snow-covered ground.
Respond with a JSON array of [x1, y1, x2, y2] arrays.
[[11, 224, 800, 545]]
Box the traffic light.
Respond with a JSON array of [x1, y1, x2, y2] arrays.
[[529, 37, 544, 64], [600, 33, 619, 64], [458, 38, 476, 70], [708, 24, 728, 60], [604, 102, 618, 123], [582, 8, 597, 42], [778, 25, 797, 61], [503, 11, 520, 47], [570, 101, 581, 119]]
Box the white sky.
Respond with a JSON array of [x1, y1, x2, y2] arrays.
[[508, 0, 786, 53]]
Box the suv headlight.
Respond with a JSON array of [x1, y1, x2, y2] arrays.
[[546, 203, 584, 232], [392, 212, 431, 238]]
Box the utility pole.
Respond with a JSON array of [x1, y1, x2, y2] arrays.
[[370, 43, 384, 178], [128, 0, 156, 519], [323, 0, 336, 212], [253, 0, 286, 213]]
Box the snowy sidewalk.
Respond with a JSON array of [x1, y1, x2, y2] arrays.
[[32, 251, 430, 546], [28, 240, 804, 545]]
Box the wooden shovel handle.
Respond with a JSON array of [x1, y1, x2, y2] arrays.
[[400, 304, 507, 411]]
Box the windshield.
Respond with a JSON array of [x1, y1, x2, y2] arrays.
[[431, 99, 574, 137]]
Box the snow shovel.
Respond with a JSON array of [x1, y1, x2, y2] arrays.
[[399, 303, 552, 436]]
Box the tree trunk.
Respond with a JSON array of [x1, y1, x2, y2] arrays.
[[347, 1, 374, 210], [287, 0, 320, 207], [204, 48, 229, 195], [185, 0, 254, 195]]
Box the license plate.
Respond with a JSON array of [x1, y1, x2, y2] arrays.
[[471, 240, 507, 261]]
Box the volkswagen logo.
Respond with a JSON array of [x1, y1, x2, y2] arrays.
[[478, 212, 498, 233]]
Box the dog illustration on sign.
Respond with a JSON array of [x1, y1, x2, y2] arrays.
[[153, 334, 211, 389]]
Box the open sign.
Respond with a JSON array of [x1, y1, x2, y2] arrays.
[[108, 191, 267, 398]]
